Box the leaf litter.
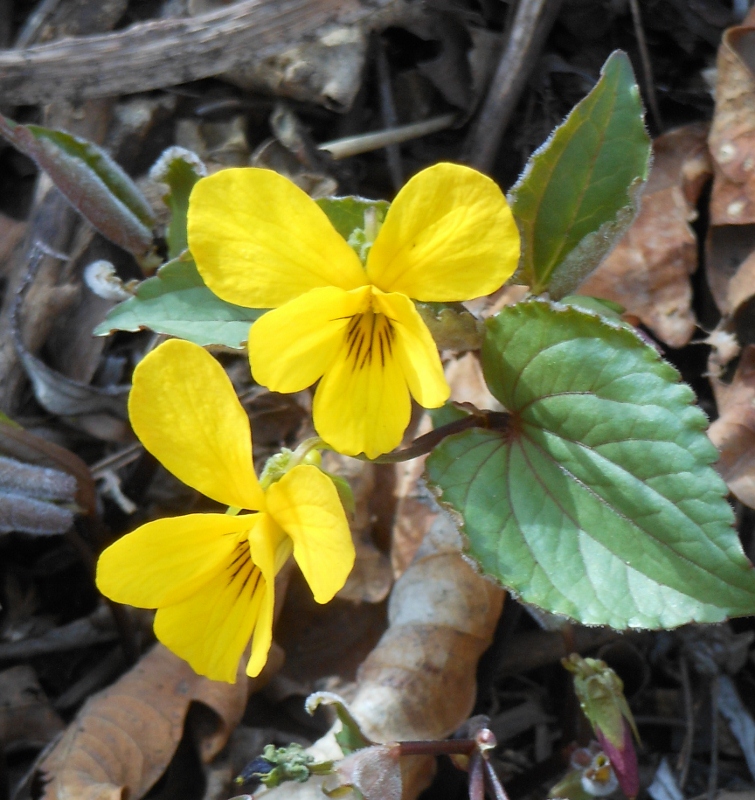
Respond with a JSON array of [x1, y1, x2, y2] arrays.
[[4, 2, 755, 800]]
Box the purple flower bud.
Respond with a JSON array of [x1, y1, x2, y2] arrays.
[[595, 719, 639, 799]]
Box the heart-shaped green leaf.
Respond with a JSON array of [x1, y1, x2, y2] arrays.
[[94, 258, 264, 349], [426, 301, 755, 628], [509, 51, 651, 299]]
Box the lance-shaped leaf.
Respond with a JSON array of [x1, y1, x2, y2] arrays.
[[93, 257, 264, 349], [509, 51, 651, 299], [0, 114, 154, 257], [425, 301, 755, 628]]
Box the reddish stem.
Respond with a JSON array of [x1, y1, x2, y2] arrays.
[[397, 739, 477, 757]]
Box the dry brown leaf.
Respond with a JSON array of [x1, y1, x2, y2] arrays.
[[0, 665, 64, 750], [579, 123, 712, 348], [709, 6, 755, 228], [35, 642, 279, 800], [708, 345, 755, 508], [705, 7, 755, 315]]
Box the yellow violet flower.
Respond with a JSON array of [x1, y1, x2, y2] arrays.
[[187, 163, 520, 458], [96, 339, 354, 683]]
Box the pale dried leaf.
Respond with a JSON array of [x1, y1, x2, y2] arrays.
[[35, 643, 274, 800], [579, 124, 712, 347]]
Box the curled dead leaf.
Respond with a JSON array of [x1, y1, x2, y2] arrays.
[[579, 123, 712, 348], [263, 515, 504, 800]]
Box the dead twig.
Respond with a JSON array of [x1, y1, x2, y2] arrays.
[[677, 655, 695, 789], [0, 0, 397, 105], [463, 0, 563, 172], [708, 675, 720, 800], [375, 36, 403, 190], [627, 0, 663, 131], [319, 113, 457, 159]]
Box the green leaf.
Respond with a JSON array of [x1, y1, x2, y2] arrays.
[[0, 114, 154, 257], [149, 147, 206, 259], [94, 257, 264, 348], [316, 196, 389, 241], [508, 51, 651, 299], [425, 301, 755, 628]]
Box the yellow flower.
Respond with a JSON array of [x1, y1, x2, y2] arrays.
[[187, 163, 520, 458], [96, 339, 354, 683]]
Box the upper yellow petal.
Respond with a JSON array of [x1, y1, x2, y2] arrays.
[[96, 513, 255, 608], [245, 513, 292, 677], [129, 339, 264, 510], [366, 163, 521, 301], [373, 292, 449, 409], [188, 168, 366, 308], [313, 310, 412, 458], [154, 531, 266, 683], [248, 286, 371, 393], [265, 465, 355, 604]]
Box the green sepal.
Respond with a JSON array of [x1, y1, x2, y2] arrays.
[[93, 255, 264, 349], [324, 472, 356, 518], [509, 51, 651, 298], [425, 300, 755, 628]]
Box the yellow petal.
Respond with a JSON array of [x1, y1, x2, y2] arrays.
[[249, 286, 370, 393], [374, 292, 449, 408], [313, 314, 412, 458], [96, 513, 255, 608], [129, 339, 264, 510], [366, 163, 521, 301], [154, 527, 266, 683], [188, 168, 366, 308], [265, 465, 355, 603], [245, 513, 292, 677]]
